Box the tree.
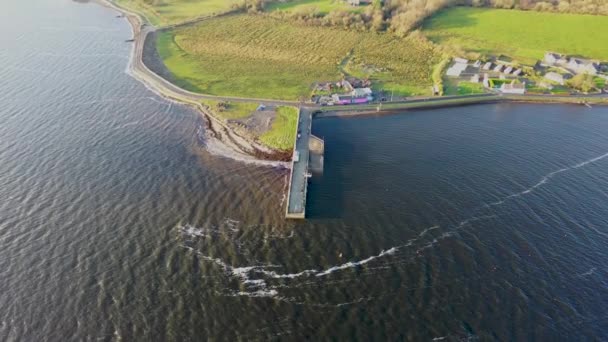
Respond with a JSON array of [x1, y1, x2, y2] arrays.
[[568, 74, 596, 93]]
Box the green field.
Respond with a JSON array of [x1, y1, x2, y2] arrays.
[[157, 14, 441, 99], [115, 0, 239, 26], [266, 0, 364, 15], [423, 7, 608, 64], [259, 107, 298, 150], [201, 100, 259, 120]]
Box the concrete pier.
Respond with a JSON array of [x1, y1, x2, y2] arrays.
[[285, 108, 312, 219]]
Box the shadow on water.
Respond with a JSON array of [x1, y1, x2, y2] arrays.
[[305, 138, 358, 219]]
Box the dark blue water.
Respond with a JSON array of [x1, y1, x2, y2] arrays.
[[1, 1, 607, 340]]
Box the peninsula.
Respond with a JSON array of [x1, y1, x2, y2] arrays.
[[102, 0, 608, 217]]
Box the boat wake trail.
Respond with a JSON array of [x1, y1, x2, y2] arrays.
[[177, 151, 608, 303], [489, 152, 608, 206]]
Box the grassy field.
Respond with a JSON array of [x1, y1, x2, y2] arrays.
[[157, 14, 441, 99], [201, 100, 259, 120], [444, 80, 485, 95], [201, 100, 297, 150], [259, 107, 298, 150], [422, 7, 608, 64], [115, 0, 239, 26], [266, 0, 364, 15]]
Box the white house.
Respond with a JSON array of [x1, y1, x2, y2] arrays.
[[482, 73, 490, 88], [504, 66, 513, 74], [482, 62, 493, 70], [351, 87, 373, 97], [513, 69, 522, 76], [493, 64, 504, 72], [545, 72, 565, 85], [544, 52, 560, 65]]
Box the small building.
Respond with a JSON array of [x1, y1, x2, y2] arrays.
[[454, 57, 468, 64], [337, 80, 354, 91], [482, 73, 490, 88], [482, 62, 493, 70], [493, 64, 504, 72], [331, 93, 371, 105], [544, 52, 560, 65], [473, 60, 482, 68], [470, 74, 480, 83], [504, 66, 513, 74], [544, 72, 565, 85], [347, 0, 372, 5], [500, 80, 526, 94], [432, 85, 441, 95], [351, 87, 373, 97], [446, 62, 468, 77], [512, 69, 522, 76]]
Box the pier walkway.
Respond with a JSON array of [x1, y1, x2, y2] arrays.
[[285, 108, 312, 219]]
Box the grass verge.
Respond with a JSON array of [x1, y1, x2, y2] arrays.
[[260, 107, 298, 150]]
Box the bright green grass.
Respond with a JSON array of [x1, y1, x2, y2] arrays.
[[422, 7, 608, 64], [266, 0, 363, 15], [201, 100, 259, 120], [115, 0, 239, 26], [260, 107, 298, 150], [456, 81, 485, 95], [158, 15, 441, 99]]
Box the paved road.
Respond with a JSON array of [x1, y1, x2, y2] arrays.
[[286, 108, 311, 217]]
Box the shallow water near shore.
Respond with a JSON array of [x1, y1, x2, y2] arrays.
[[1, 0, 608, 340]]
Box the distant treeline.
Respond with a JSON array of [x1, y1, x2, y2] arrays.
[[234, 0, 608, 36]]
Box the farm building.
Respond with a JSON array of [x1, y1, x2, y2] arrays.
[[493, 64, 504, 72], [544, 72, 565, 85], [500, 80, 526, 94], [513, 69, 522, 76], [482, 62, 493, 70], [446, 62, 468, 77], [504, 66, 513, 74]]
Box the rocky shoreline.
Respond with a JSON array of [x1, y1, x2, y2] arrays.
[[98, 0, 291, 167]]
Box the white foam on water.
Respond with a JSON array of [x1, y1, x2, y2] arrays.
[[230, 289, 279, 298], [177, 218, 242, 239], [578, 267, 597, 277], [257, 269, 318, 279], [316, 247, 398, 277], [419, 225, 440, 237], [489, 152, 608, 206]]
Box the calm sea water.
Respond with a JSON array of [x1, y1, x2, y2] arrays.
[[1, 1, 607, 340]]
